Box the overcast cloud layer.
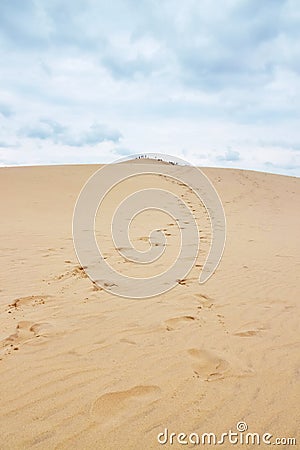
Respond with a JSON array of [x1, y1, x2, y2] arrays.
[[0, 0, 300, 175]]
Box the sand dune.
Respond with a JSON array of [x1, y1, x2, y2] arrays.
[[0, 164, 299, 449]]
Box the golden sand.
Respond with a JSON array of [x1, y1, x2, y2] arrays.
[[0, 164, 299, 449]]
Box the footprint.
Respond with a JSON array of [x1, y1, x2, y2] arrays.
[[120, 338, 137, 345], [0, 321, 45, 358], [55, 266, 88, 281], [194, 293, 214, 309], [188, 348, 229, 381], [90, 282, 103, 292], [194, 293, 211, 300], [233, 323, 266, 337], [176, 278, 188, 286], [30, 322, 54, 337], [234, 330, 261, 337], [138, 236, 150, 242], [102, 281, 117, 288], [91, 385, 160, 423], [8, 295, 50, 310], [165, 315, 196, 331]]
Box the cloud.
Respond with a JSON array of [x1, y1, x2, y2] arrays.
[[19, 120, 121, 146], [102, 55, 155, 80], [217, 149, 240, 162], [257, 139, 300, 151], [113, 147, 132, 157], [19, 119, 66, 140], [264, 160, 300, 172], [0, 103, 14, 117], [0, 0, 299, 175], [0, 141, 16, 148], [62, 123, 122, 147]]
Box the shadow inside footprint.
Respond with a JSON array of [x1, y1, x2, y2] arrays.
[[234, 330, 261, 337]]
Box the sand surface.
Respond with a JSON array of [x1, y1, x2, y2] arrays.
[[0, 163, 299, 449]]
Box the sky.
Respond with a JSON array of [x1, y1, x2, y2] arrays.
[[0, 0, 300, 176]]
